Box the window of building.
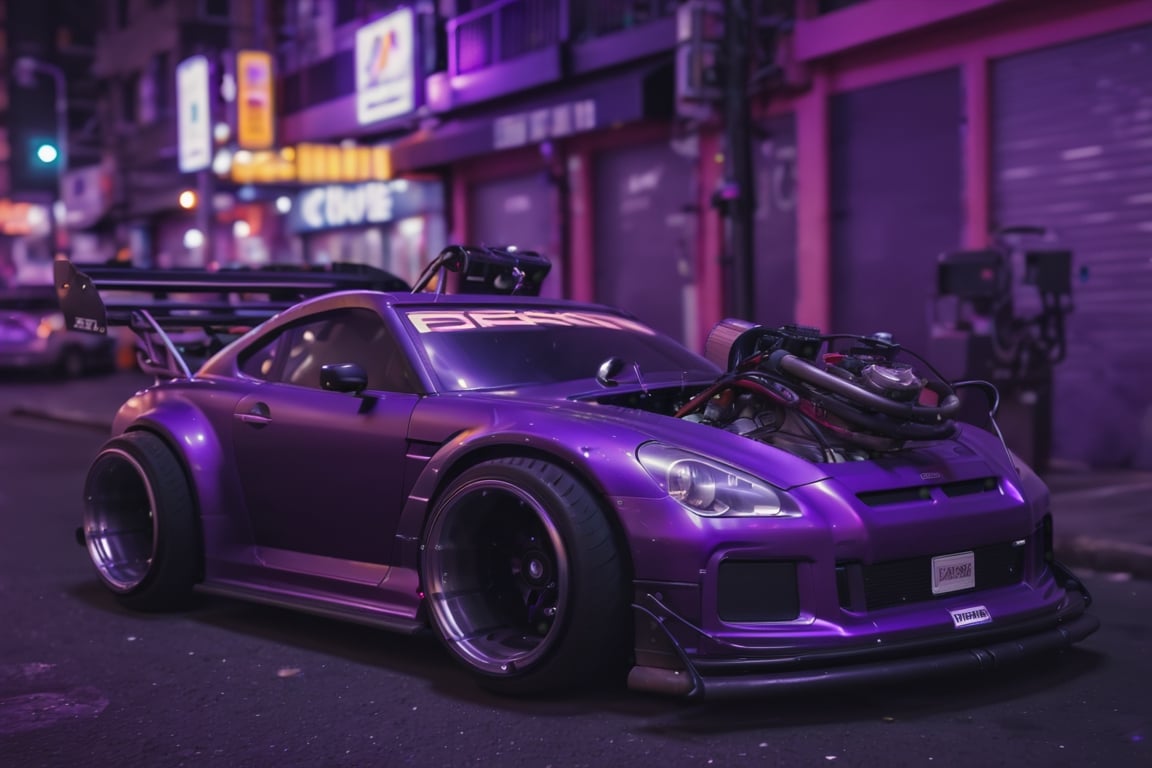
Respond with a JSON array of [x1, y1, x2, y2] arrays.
[[335, 0, 359, 25], [152, 52, 171, 118], [335, 0, 405, 26], [202, 0, 230, 18], [135, 53, 171, 124], [137, 68, 157, 124], [122, 74, 138, 125], [137, 53, 171, 125], [818, 0, 869, 13]]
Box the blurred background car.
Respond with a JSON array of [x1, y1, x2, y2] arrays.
[[0, 285, 116, 377]]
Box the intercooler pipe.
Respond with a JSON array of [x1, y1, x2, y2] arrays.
[[766, 350, 962, 423]]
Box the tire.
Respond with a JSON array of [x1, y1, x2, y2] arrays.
[[81, 432, 202, 611], [421, 457, 629, 695], [59, 346, 85, 378]]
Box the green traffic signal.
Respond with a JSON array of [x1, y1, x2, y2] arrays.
[[35, 142, 60, 164]]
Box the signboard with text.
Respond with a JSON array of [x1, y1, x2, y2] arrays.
[[289, 180, 442, 233], [236, 50, 275, 150], [355, 8, 417, 125], [177, 55, 212, 172]]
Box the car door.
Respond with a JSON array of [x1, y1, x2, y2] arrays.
[[230, 307, 420, 565]]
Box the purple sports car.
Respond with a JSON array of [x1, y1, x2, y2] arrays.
[[56, 247, 1097, 699]]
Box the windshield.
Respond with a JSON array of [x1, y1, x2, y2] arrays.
[[402, 307, 718, 391]]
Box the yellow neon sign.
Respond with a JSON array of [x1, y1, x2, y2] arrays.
[[236, 51, 275, 150], [228, 143, 393, 185]]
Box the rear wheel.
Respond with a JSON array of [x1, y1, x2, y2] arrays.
[[82, 431, 201, 610], [421, 457, 629, 695], [59, 346, 85, 378]]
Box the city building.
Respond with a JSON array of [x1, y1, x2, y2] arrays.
[[0, 0, 103, 282], [776, 0, 1152, 470], [6, 0, 1152, 468], [90, 0, 283, 269]]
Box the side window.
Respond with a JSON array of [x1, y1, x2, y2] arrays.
[[239, 331, 283, 380], [239, 308, 418, 393]]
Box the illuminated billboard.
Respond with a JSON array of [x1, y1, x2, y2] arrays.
[[289, 179, 441, 233], [177, 55, 212, 172], [236, 51, 275, 150], [355, 7, 416, 125]]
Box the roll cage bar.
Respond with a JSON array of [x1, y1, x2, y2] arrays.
[[411, 244, 551, 296]]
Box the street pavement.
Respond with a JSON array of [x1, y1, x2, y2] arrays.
[[3, 369, 1151, 580]]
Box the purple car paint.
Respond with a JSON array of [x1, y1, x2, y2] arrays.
[[58, 249, 1097, 699]]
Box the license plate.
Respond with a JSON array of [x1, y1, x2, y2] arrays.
[[950, 605, 991, 628], [931, 551, 975, 595]]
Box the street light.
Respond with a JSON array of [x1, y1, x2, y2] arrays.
[[15, 56, 68, 256]]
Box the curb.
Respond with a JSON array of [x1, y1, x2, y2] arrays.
[[1055, 535, 1152, 582], [8, 406, 111, 433]]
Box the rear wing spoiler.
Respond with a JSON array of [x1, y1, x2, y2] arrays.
[[53, 246, 550, 379], [53, 259, 409, 379]]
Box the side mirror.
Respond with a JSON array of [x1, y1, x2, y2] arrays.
[[596, 356, 625, 387], [320, 363, 368, 394]]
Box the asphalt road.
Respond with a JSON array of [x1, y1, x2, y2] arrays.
[[1, 412, 1149, 768]]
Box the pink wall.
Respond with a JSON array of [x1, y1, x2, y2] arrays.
[[445, 0, 1151, 344], [779, 0, 1152, 331]]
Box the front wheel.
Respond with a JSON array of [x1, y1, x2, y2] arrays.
[[421, 457, 629, 695], [82, 431, 202, 610]]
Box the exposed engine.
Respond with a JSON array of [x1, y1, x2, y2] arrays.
[[680, 321, 963, 462]]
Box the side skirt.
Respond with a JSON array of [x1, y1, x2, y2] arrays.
[[196, 579, 428, 635]]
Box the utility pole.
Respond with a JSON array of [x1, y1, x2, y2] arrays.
[[720, 0, 755, 321], [16, 56, 68, 258], [678, 0, 761, 321]]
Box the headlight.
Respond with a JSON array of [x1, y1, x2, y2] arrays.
[[637, 443, 799, 518], [36, 313, 65, 339]]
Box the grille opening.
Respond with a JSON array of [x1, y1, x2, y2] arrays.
[[857, 476, 1000, 507], [837, 540, 1027, 612], [941, 476, 1000, 497], [717, 560, 799, 622]]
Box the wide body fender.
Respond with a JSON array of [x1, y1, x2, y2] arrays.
[[388, 395, 830, 573], [108, 382, 254, 570]]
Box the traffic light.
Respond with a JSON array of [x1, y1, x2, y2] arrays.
[[8, 86, 59, 194], [11, 132, 62, 192], [35, 141, 60, 165]]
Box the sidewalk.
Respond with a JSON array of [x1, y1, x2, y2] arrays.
[[0, 369, 154, 432], [4, 370, 1151, 580], [1046, 465, 1152, 581]]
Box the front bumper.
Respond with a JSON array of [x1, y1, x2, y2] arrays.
[[627, 581, 1097, 698]]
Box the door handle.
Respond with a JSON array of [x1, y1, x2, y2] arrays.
[[237, 402, 271, 426]]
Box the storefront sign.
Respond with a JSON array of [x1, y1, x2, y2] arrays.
[[62, 164, 114, 228], [177, 55, 212, 172], [236, 51, 275, 150], [356, 8, 417, 125], [388, 66, 672, 172], [229, 143, 393, 185], [291, 180, 441, 233], [0, 199, 44, 236], [492, 99, 597, 151], [297, 143, 392, 183]]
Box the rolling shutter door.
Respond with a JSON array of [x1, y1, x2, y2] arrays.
[[829, 68, 964, 355], [992, 25, 1152, 467]]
